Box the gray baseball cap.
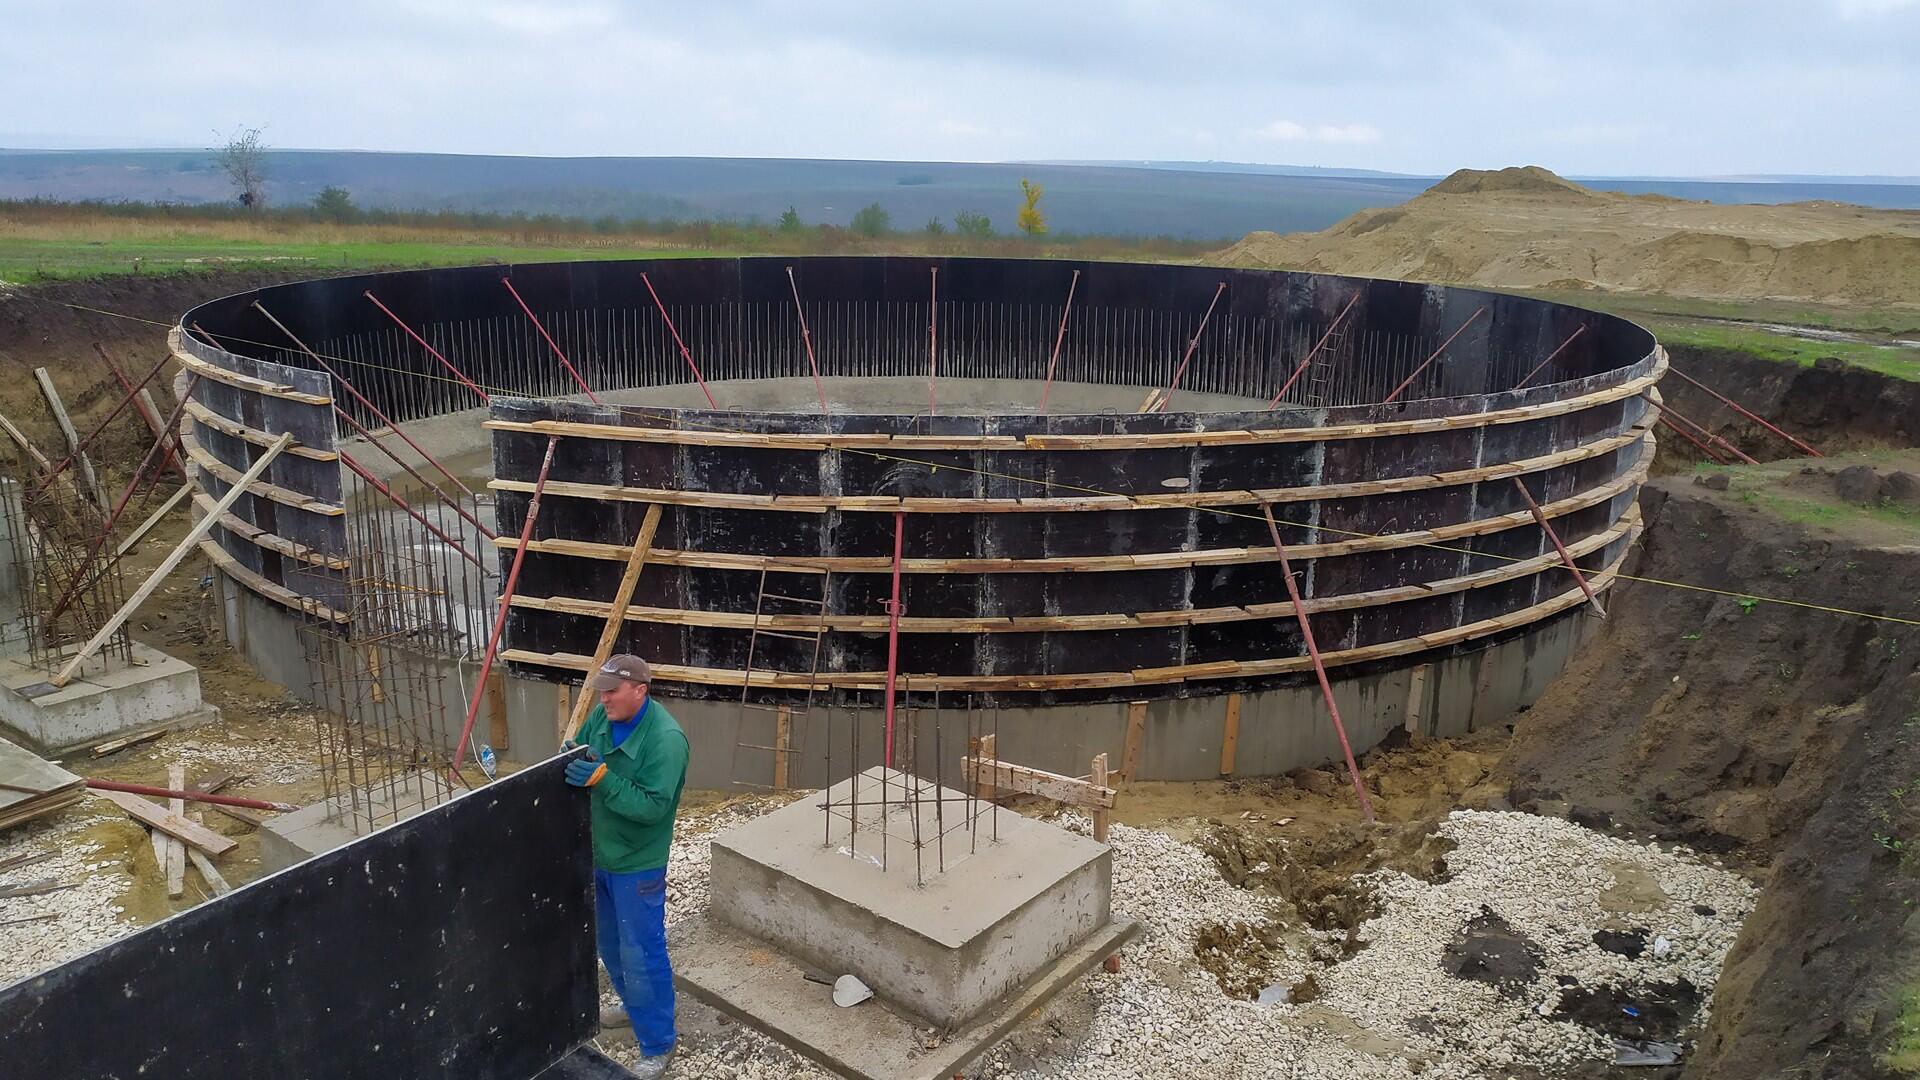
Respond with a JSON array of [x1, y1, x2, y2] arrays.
[[586, 654, 652, 690]]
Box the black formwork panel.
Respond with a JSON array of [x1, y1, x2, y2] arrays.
[[184, 258, 1659, 705], [0, 756, 597, 1080]]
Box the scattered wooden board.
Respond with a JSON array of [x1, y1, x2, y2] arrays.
[[0, 878, 80, 900], [92, 790, 237, 856], [0, 737, 85, 831], [164, 765, 187, 899], [88, 728, 167, 758]]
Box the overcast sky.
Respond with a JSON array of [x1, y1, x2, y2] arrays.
[[3, 0, 1917, 176]]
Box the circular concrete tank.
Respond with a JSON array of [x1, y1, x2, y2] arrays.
[[173, 256, 1660, 782]]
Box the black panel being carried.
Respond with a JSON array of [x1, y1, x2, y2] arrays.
[[0, 756, 597, 1080]]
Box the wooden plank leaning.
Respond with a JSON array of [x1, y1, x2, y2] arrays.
[[560, 502, 666, 745], [33, 367, 108, 508], [53, 433, 293, 687]]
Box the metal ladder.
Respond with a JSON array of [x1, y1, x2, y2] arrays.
[[732, 566, 833, 791], [1300, 327, 1346, 408]]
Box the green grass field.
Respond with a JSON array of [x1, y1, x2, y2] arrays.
[[9, 207, 1919, 384], [0, 235, 723, 283]]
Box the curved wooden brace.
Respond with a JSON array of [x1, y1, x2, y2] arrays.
[[493, 434, 1650, 575], [169, 328, 332, 406], [508, 505, 1639, 634], [487, 425, 1648, 515], [184, 400, 338, 462], [178, 426, 344, 517], [478, 351, 1663, 452], [500, 536, 1634, 692]]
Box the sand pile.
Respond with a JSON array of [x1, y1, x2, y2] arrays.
[[1215, 166, 1920, 307]]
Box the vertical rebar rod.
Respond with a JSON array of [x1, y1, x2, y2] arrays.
[[926, 267, 939, 416], [933, 688, 945, 875], [785, 267, 831, 419], [639, 273, 718, 409], [1268, 289, 1364, 409], [452, 435, 559, 771], [1259, 503, 1375, 822], [362, 291, 492, 404], [882, 509, 905, 768], [1512, 325, 1588, 390], [499, 278, 600, 403], [1381, 307, 1488, 405]]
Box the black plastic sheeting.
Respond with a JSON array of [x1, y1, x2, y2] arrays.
[[0, 756, 598, 1080]]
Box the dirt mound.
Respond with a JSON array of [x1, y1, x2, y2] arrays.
[[1211, 166, 1920, 308], [1500, 469, 1920, 1077], [1428, 165, 1598, 198]]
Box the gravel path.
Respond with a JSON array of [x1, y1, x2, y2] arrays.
[[5, 777, 1754, 1078], [601, 805, 1756, 1079]]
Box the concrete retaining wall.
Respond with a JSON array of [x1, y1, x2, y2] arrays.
[[218, 567, 1597, 786]]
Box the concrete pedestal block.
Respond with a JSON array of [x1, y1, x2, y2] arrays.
[[709, 766, 1111, 1028], [0, 644, 214, 755]]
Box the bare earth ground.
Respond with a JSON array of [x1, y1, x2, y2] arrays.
[[1504, 451, 1920, 1078], [2, 261, 1919, 1075]]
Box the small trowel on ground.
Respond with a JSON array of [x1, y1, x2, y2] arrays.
[[802, 971, 874, 1008]]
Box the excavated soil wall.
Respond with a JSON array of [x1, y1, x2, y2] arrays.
[[1502, 477, 1920, 1078]]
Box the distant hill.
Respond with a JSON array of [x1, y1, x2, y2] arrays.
[[0, 151, 1435, 240], [1215, 167, 1920, 307], [3, 150, 1916, 241]]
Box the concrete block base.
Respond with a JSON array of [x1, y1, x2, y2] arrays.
[[673, 911, 1137, 1080], [0, 644, 214, 755], [259, 773, 451, 873], [709, 766, 1113, 1028]]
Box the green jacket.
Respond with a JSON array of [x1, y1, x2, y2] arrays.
[[574, 698, 689, 872]]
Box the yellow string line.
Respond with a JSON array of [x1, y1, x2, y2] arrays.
[[30, 294, 1920, 628]]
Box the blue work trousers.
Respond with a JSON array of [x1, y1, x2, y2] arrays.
[[594, 866, 676, 1057]]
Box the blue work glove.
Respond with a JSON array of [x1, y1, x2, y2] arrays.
[[565, 748, 607, 788]]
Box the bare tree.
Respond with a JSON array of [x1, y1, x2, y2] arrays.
[[215, 125, 269, 209]]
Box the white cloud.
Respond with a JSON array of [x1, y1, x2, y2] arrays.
[[1833, 0, 1917, 17], [1249, 120, 1382, 144]]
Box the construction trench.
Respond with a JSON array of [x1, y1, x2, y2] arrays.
[[2, 255, 1912, 1078]]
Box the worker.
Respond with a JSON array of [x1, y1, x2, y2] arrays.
[[564, 654, 689, 1077]]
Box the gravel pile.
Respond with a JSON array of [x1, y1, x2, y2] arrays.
[[599, 805, 1755, 1079], [0, 808, 137, 988]]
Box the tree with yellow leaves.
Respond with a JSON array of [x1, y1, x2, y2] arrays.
[[1017, 178, 1048, 237]]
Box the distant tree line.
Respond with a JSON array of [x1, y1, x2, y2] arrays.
[[0, 193, 1218, 259]]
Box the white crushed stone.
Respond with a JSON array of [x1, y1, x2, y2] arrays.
[[597, 805, 1756, 1079], [0, 807, 141, 989]]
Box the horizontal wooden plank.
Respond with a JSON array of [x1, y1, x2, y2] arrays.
[[198, 539, 350, 623], [478, 356, 1663, 453], [961, 757, 1116, 809], [487, 426, 1646, 516], [193, 493, 350, 569], [184, 400, 337, 461], [179, 427, 344, 517], [169, 328, 332, 406], [507, 505, 1638, 634], [495, 438, 1649, 576], [503, 533, 1633, 693]]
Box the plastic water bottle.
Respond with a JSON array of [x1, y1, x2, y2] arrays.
[[478, 743, 498, 781]]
